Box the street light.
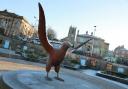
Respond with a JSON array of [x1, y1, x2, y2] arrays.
[[91, 26, 96, 56], [94, 26, 96, 36], [34, 16, 38, 27]]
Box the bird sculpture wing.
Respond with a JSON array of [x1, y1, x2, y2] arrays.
[[38, 3, 54, 54], [71, 38, 93, 53]]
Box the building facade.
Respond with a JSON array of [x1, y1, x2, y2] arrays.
[[75, 31, 109, 57], [114, 45, 128, 58], [67, 26, 76, 46], [0, 10, 36, 39], [0, 10, 38, 50], [61, 26, 109, 58]]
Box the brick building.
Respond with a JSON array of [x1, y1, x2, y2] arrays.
[[114, 45, 128, 58]]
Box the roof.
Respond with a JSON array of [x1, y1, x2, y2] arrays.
[[114, 45, 128, 51], [0, 10, 23, 19], [77, 34, 104, 41], [60, 37, 69, 41], [0, 10, 33, 29], [49, 40, 62, 44]]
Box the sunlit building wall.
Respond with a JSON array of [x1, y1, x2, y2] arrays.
[[75, 31, 109, 57], [0, 10, 35, 38], [114, 45, 128, 58]]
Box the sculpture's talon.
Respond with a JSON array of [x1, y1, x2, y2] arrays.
[[54, 77, 64, 82], [45, 76, 52, 81]]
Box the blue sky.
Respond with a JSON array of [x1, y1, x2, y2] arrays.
[[1, 0, 128, 50]]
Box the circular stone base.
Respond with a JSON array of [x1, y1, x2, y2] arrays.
[[0, 70, 126, 89], [0, 70, 95, 89]]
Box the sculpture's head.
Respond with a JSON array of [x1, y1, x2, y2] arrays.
[[62, 41, 73, 49]]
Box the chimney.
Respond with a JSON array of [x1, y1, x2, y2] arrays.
[[77, 30, 79, 35], [86, 31, 88, 35], [91, 32, 93, 36]]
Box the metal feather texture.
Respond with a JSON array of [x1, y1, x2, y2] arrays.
[[38, 3, 54, 54]]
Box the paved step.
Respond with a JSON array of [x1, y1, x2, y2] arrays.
[[0, 72, 11, 89], [96, 71, 128, 85], [0, 70, 90, 89]]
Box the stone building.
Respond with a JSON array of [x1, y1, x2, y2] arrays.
[[61, 26, 76, 46], [67, 26, 76, 46], [114, 45, 128, 58], [0, 10, 36, 38], [0, 10, 38, 50], [61, 26, 109, 57], [75, 31, 109, 57]]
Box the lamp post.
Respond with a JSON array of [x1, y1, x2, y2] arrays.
[[33, 16, 39, 38], [34, 16, 38, 27], [94, 26, 96, 36], [91, 26, 96, 56]]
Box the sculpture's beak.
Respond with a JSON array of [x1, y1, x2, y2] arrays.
[[68, 42, 73, 47]]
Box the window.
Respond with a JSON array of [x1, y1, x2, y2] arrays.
[[0, 39, 2, 44], [79, 38, 85, 43]]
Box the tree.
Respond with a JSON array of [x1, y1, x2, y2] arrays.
[[47, 27, 57, 40]]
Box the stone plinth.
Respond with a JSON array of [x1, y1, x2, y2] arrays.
[[0, 70, 127, 89], [0, 70, 94, 89]]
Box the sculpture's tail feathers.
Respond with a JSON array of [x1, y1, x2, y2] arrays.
[[38, 3, 54, 53]]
